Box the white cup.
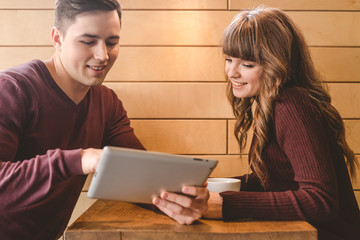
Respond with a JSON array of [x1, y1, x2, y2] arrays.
[[206, 178, 241, 192]]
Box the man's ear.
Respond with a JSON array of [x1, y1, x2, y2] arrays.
[[51, 26, 63, 49]]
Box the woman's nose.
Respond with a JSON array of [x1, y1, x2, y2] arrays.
[[227, 64, 241, 79]]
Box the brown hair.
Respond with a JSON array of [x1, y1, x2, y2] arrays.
[[55, 0, 122, 34], [223, 7, 358, 188]]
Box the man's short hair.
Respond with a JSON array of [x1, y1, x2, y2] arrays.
[[55, 0, 122, 34]]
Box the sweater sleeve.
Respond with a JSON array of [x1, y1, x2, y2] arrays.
[[0, 76, 84, 211], [0, 149, 84, 210], [103, 89, 145, 150], [220, 88, 339, 223], [238, 172, 263, 192]]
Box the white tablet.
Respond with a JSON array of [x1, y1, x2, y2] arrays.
[[87, 146, 218, 204]]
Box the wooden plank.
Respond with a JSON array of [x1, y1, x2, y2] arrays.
[[105, 82, 360, 119], [131, 120, 227, 154], [0, 10, 53, 45], [0, 0, 227, 10], [1, 47, 359, 83], [287, 11, 360, 47], [229, 0, 360, 11], [107, 47, 225, 81], [0, 0, 53, 9], [0, 47, 53, 71], [2, 10, 359, 46], [105, 82, 232, 118], [120, 0, 227, 9], [119, 11, 233, 46], [310, 47, 360, 83], [66, 200, 317, 240], [329, 83, 360, 118], [345, 120, 360, 155], [121, 11, 360, 46], [202, 155, 250, 177]]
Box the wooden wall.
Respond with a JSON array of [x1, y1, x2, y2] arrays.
[[1, 0, 359, 237]]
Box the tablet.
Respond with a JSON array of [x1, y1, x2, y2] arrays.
[[87, 146, 218, 204]]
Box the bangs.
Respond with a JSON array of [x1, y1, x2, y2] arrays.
[[222, 13, 259, 62]]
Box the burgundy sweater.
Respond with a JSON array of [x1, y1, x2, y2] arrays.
[[0, 60, 144, 240], [220, 88, 360, 239]]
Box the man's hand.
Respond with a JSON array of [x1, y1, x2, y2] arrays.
[[152, 186, 210, 224], [81, 148, 103, 174]]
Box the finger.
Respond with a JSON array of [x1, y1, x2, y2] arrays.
[[153, 197, 201, 224], [160, 191, 208, 213], [182, 186, 210, 200], [160, 191, 193, 208]]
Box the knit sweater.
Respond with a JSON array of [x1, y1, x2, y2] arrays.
[[0, 60, 144, 240], [220, 87, 360, 240]]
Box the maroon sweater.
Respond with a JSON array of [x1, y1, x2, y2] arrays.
[[0, 60, 144, 240], [220, 88, 360, 239]]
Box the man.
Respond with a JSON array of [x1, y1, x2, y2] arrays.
[[0, 1, 208, 239]]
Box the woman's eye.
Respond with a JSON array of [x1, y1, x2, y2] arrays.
[[242, 64, 254, 68], [225, 58, 232, 62]]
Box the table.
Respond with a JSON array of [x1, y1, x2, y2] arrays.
[[65, 200, 317, 240]]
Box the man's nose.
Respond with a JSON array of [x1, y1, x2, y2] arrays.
[[93, 43, 109, 62]]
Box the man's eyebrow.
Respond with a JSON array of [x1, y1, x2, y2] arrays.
[[80, 34, 120, 40]]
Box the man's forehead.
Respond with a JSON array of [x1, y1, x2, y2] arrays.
[[62, 10, 121, 36]]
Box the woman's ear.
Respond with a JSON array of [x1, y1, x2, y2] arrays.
[[51, 26, 63, 50]]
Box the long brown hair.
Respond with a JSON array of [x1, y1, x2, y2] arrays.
[[223, 7, 358, 188]]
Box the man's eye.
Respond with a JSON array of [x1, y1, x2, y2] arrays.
[[80, 41, 94, 45], [107, 42, 118, 47]]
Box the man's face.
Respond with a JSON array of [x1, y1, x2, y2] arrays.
[[56, 10, 121, 88]]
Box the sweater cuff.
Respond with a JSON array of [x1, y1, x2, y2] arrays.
[[219, 191, 245, 221], [62, 149, 84, 176]]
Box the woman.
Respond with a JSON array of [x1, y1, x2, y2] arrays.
[[203, 7, 360, 240]]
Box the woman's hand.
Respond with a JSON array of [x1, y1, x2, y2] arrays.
[[152, 186, 209, 224]]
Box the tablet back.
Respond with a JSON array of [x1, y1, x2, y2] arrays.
[[87, 146, 218, 204]]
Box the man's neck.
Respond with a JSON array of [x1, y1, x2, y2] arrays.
[[44, 55, 90, 105]]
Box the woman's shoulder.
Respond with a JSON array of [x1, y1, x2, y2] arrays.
[[276, 87, 313, 107], [274, 87, 321, 119]]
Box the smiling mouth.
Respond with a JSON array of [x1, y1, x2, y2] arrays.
[[88, 65, 106, 71], [233, 82, 247, 86]]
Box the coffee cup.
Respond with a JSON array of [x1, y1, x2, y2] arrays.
[[206, 178, 241, 192]]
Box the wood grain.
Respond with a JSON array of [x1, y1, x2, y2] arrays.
[[120, 0, 227, 9], [0, 0, 53, 9], [104, 82, 232, 118], [1, 11, 360, 46], [65, 200, 317, 240], [329, 84, 360, 118], [130, 120, 227, 154], [1, 47, 359, 83], [229, 0, 360, 10]]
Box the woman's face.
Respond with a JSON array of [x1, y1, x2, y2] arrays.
[[225, 56, 264, 99]]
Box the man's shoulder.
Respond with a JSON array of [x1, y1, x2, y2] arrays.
[[0, 60, 47, 84], [90, 84, 123, 106]]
